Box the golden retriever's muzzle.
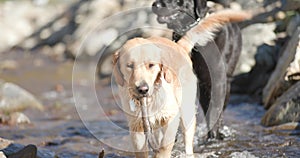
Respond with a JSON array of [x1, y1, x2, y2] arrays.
[[136, 81, 149, 97]]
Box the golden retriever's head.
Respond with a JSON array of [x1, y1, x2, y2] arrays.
[[112, 38, 175, 98]]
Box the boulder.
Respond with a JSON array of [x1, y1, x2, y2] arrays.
[[8, 112, 31, 125], [235, 23, 277, 75], [0, 81, 43, 113], [281, 0, 300, 11], [1, 143, 55, 158], [0, 1, 63, 53], [263, 28, 300, 108], [230, 151, 258, 158], [262, 81, 300, 126], [231, 43, 278, 94], [287, 14, 300, 37], [285, 30, 300, 82], [0, 137, 13, 149]]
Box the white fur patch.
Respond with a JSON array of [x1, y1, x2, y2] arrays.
[[129, 99, 136, 112]]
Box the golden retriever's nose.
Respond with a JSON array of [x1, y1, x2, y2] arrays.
[[136, 82, 149, 95]]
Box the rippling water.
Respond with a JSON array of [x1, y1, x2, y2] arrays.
[[0, 51, 299, 157]]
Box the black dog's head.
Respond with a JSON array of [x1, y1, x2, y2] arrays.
[[152, 0, 208, 36]]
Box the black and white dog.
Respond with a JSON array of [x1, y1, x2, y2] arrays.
[[152, 0, 242, 139]]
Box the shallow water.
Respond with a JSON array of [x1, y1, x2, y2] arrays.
[[0, 51, 299, 158]]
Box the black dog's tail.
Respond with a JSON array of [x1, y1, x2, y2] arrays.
[[177, 9, 252, 53]]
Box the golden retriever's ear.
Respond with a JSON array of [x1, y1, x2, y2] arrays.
[[162, 66, 174, 83], [112, 51, 124, 86]]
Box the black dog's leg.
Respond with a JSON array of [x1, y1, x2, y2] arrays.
[[191, 47, 221, 140], [192, 24, 241, 140], [209, 23, 242, 140]]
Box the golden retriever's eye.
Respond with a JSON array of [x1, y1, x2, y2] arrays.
[[148, 63, 155, 68], [127, 63, 134, 69]]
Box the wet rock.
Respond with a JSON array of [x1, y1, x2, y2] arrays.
[[68, 0, 122, 57], [281, 0, 300, 11], [5, 144, 37, 158], [262, 81, 300, 126], [232, 43, 278, 95], [286, 14, 300, 37], [229, 151, 258, 158], [285, 34, 300, 82], [8, 112, 31, 125], [0, 137, 13, 149], [267, 122, 300, 131], [0, 112, 30, 125], [33, 0, 49, 6], [263, 28, 300, 108], [211, 0, 231, 7], [218, 125, 235, 139], [0, 1, 63, 53], [0, 81, 44, 113], [71, 0, 167, 59], [82, 28, 119, 57], [235, 23, 276, 75], [234, 0, 261, 10], [1, 143, 55, 158]]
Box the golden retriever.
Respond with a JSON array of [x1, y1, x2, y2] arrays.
[[112, 10, 251, 158]]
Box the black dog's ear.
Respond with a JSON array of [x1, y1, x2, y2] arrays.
[[195, 0, 208, 19], [112, 51, 124, 86]]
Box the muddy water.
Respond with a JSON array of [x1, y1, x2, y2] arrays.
[[0, 51, 299, 158]]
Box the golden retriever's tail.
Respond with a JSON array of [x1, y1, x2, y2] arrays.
[[177, 10, 252, 53]]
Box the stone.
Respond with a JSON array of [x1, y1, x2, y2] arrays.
[[218, 125, 235, 139], [235, 23, 277, 75], [263, 28, 300, 108], [1, 143, 55, 158], [229, 151, 258, 158], [0, 137, 13, 149], [8, 112, 31, 125], [285, 29, 300, 81], [5, 144, 37, 158], [262, 81, 300, 126], [281, 0, 300, 11], [0, 81, 44, 113], [69, 0, 122, 57], [267, 122, 300, 131], [232, 43, 278, 95], [0, 1, 62, 53], [287, 14, 300, 37], [83, 28, 119, 57], [32, 0, 49, 6]]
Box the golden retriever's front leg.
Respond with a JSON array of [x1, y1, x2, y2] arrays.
[[181, 116, 196, 158], [130, 131, 148, 158], [180, 76, 197, 158], [153, 142, 174, 158], [154, 114, 180, 158], [180, 103, 196, 158]]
